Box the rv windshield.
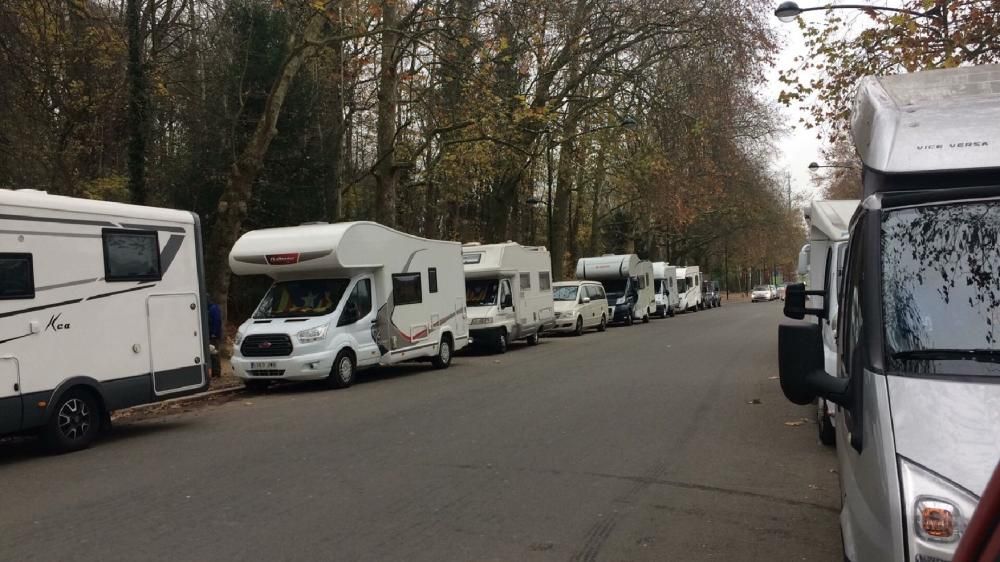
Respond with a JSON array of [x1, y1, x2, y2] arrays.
[[552, 286, 579, 301], [882, 200, 1000, 375], [466, 279, 499, 307], [254, 279, 350, 319], [654, 279, 664, 293], [676, 278, 688, 293], [601, 278, 629, 299]]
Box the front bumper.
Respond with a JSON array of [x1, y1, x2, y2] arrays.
[[232, 349, 336, 381], [610, 306, 632, 323], [469, 325, 505, 344], [550, 314, 580, 332]]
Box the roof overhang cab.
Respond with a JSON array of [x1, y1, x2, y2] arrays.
[[851, 65, 1000, 174]]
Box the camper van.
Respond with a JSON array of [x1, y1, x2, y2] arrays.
[[576, 255, 655, 325], [652, 262, 677, 317], [462, 242, 555, 353], [228, 222, 469, 390], [674, 266, 703, 312], [0, 190, 208, 452], [778, 65, 1000, 562], [799, 199, 859, 446]]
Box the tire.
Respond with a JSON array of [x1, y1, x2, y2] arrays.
[[573, 316, 584, 336], [668, 307, 675, 318], [597, 315, 607, 332], [326, 350, 355, 389], [495, 329, 509, 353], [642, 313, 650, 323], [432, 335, 454, 368], [43, 388, 101, 454], [244, 379, 270, 393], [526, 328, 541, 346], [625, 312, 634, 326], [818, 402, 836, 447]]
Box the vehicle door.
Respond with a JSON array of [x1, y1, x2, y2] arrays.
[[338, 277, 379, 366], [582, 285, 599, 327], [498, 279, 516, 326], [0, 356, 20, 434]]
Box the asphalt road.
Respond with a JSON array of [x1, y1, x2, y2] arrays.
[[0, 300, 840, 561]]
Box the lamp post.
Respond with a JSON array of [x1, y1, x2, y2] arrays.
[[808, 161, 861, 171], [774, 1, 941, 22]]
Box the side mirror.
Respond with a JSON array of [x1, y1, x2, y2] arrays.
[[502, 294, 513, 308], [582, 296, 591, 304], [783, 283, 826, 320], [779, 322, 849, 407]]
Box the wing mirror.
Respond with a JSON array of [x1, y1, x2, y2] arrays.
[[502, 294, 513, 308], [783, 283, 826, 320], [778, 322, 849, 407], [582, 297, 591, 304]]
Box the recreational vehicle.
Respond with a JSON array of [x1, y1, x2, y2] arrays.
[[462, 242, 556, 353], [0, 190, 208, 452], [228, 222, 469, 390], [576, 255, 654, 325], [800, 199, 859, 446], [674, 266, 703, 311], [652, 262, 677, 317], [778, 65, 1000, 562]]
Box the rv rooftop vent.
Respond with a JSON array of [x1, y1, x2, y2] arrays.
[[300, 221, 329, 226]]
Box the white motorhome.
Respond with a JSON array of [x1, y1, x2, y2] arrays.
[[778, 65, 1000, 562], [462, 242, 555, 353], [652, 262, 677, 317], [0, 190, 208, 452], [674, 266, 702, 312], [801, 200, 859, 446], [228, 222, 469, 390], [576, 255, 654, 325]]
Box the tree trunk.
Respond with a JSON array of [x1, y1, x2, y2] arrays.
[[326, 30, 346, 222], [374, 0, 400, 227], [126, 0, 148, 204], [587, 141, 607, 256]]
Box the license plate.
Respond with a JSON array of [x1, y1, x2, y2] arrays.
[[250, 361, 278, 369]]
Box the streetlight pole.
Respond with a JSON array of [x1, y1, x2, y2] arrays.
[[808, 161, 861, 171], [774, 1, 942, 22]]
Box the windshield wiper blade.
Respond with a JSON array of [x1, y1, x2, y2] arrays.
[[891, 349, 1000, 363]]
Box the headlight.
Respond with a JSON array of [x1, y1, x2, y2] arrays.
[[234, 331, 244, 345], [296, 325, 329, 344], [615, 297, 626, 305], [899, 457, 978, 561], [471, 317, 492, 325]]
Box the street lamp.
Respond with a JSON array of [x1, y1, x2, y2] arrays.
[[808, 161, 861, 170], [774, 1, 941, 23]]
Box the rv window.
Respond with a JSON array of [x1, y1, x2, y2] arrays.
[[0, 253, 34, 300], [392, 273, 422, 306], [339, 279, 373, 325], [539, 272, 551, 291], [676, 278, 688, 293], [103, 229, 161, 282], [592, 285, 606, 300], [428, 268, 438, 293], [637, 275, 645, 290], [520, 272, 531, 291], [255, 278, 349, 319]]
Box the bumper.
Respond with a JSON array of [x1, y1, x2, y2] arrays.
[[550, 315, 580, 332], [469, 326, 505, 344], [656, 304, 667, 315], [232, 350, 336, 381], [610, 307, 632, 323]]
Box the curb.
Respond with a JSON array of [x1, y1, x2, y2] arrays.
[[114, 385, 245, 417]]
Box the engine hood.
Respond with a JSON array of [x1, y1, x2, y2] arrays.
[[553, 301, 578, 313], [887, 375, 1000, 495], [466, 305, 497, 320], [239, 317, 330, 336]]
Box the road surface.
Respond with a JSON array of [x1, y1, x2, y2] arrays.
[[0, 300, 840, 561]]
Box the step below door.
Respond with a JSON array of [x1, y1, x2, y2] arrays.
[[147, 294, 205, 396]]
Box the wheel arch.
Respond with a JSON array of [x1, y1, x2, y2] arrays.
[[43, 377, 108, 424]]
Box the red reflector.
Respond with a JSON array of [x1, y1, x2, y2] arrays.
[[266, 253, 300, 265]]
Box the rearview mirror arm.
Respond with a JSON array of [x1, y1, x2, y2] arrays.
[[804, 369, 850, 408]]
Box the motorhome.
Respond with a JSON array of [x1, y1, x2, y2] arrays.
[[800, 199, 859, 446], [576, 255, 654, 325], [778, 65, 1000, 562], [228, 222, 469, 390], [0, 190, 208, 452], [674, 266, 703, 311], [462, 242, 555, 353], [652, 262, 677, 317]]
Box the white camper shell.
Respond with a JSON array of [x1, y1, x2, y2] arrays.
[[652, 262, 678, 317], [674, 266, 702, 312], [0, 190, 208, 452], [576, 255, 654, 325], [462, 242, 555, 352], [228, 222, 469, 389]]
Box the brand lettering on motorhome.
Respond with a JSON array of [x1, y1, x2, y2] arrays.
[[45, 313, 70, 332], [266, 253, 300, 265], [917, 141, 989, 150]]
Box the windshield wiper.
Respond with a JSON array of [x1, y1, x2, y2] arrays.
[[891, 349, 1000, 364]]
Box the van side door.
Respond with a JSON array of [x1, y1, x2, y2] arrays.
[[338, 277, 379, 366]]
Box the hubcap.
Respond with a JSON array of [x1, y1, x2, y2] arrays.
[[58, 398, 90, 441], [339, 357, 353, 383], [440, 341, 451, 363]]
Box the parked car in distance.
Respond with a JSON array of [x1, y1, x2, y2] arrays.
[[777, 284, 787, 301], [702, 280, 721, 308], [751, 285, 773, 302], [550, 281, 609, 335]]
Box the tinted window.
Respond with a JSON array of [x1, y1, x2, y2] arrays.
[[520, 272, 531, 291], [393, 273, 422, 306], [428, 268, 438, 293], [553, 285, 577, 301], [339, 279, 373, 325], [0, 253, 34, 300], [103, 229, 161, 282], [539, 272, 551, 290], [255, 279, 350, 319]]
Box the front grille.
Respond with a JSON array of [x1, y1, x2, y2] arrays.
[[241, 334, 293, 357], [248, 369, 285, 377]]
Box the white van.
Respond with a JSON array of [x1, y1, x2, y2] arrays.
[[778, 65, 1000, 562], [228, 221, 469, 390], [550, 281, 609, 334], [0, 189, 208, 452], [576, 254, 655, 325], [652, 262, 678, 317], [801, 199, 859, 445], [462, 242, 555, 353], [674, 266, 702, 311]]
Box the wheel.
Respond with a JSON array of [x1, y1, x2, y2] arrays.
[[244, 379, 270, 392], [326, 350, 355, 389], [43, 389, 101, 454], [668, 307, 675, 318], [495, 329, 509, 353], [573, 316, 584, 336], [526, 329, 541, 346], [818, 401, 836, 446], [432, 335, 453, 368], [642, 313, 650, 323], [597, 315, 607, 332]]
